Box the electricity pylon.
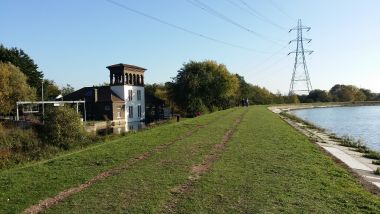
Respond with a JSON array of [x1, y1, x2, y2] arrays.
[[288, 19, 313, 95]]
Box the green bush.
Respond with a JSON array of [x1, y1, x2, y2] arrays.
[[340, 136, 369, 152], [43, 106, 86, 149], [0, 123, 42, 168], [7, 128, 40, 152], [372, 160, 380, 165], [374, 168, 380, 175], [364, 151, 380, 160], [0, 123, 39, 152], [186, 98, 209, 117]]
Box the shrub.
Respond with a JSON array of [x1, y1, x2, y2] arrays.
[[186, 98, 208, 117], [0, 123, 43, 168], [364, 151, 380, 160], [7, 128, 40, 152], [374, 168, 380, 175], [340, 136, 369, 152], [372, 160, 380, 165], [43, 106, 86, 149], [0, 123, 39, 152]]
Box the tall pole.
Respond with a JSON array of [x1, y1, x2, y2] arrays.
[[16, 103, 19, 121], [42, 80, 45, 123], [288, 19, 313, 95], [83, 102, 87, 122]]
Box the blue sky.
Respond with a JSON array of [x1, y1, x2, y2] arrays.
[[1, 0, 379, 93]]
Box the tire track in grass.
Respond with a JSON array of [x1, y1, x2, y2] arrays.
[[23, 108, 238, 214], [160, 109, 248, 214]]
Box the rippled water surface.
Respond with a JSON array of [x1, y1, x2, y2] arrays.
[[291, 106, 380, 152]]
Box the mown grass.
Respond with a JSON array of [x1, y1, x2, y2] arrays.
[[0, 108, 237, 213], [2, 106, 380, 213], [45, 107, 246, 213], [173, 107, 380, 213]]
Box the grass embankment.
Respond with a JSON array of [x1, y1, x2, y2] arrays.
[[0, 108, 239, 213], [173, 107, 380, 213], [2, 106, 380, 213]]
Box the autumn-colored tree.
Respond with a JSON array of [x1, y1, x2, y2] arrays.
[[0, 62, 36, 115], [329, 84, 366, 102], [0, 44, 43, 90]]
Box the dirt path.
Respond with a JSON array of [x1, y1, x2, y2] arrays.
[[160, 110, 248, 214], [23, 109, 238, 214]]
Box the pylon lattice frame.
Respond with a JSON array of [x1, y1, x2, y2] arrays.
[[288, 19, 313, 95]]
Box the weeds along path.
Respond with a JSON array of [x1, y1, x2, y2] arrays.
[[0, 108, 237, 214], [22, 108, 240, 214], [160, 109, 248, 214], [41, 108, 247, 213]]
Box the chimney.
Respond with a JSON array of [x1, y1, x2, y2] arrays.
[[94, 88, 98, 102]]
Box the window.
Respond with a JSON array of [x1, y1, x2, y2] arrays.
[[138, 105, 142, 118], [128, 106, 133, 118], [117, 112, 121, 118], [128, 90, 133, 101], [137, 90, 141, 101]]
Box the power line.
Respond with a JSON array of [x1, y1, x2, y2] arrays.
[[185, 0, 283, 46], [251, 54, 288, 76], [225, 0, 287, 31], [268, 0, 296, 22], [248, 45, 289, 73], [104, 0, 271, 53]]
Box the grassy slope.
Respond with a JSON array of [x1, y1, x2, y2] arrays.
[[2, 106, 380, 213], [45, 107, 246, 213], [0, 108, 237, 213], [174, 106, 380, 213]]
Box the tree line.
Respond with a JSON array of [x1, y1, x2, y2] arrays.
[[2, 44, 379, 118], [0, 44, 74, 115], [146, 60, 300, 117], [147, 60, 380, 116], [299, 85, 380, 103]]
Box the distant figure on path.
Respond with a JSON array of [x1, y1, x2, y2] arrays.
[[240, 98, 249, 107]]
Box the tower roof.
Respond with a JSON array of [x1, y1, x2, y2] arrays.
[[107, 63, 146, 72]]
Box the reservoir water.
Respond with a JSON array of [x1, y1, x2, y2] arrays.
[[290, 106, 380, 152]]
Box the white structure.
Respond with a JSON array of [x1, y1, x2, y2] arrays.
[[107, 63, 146, 123]]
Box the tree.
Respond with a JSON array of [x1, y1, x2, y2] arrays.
[[0, 44, 43, 91], [0, 62, 36, 115], [273, 91, 285, 104], [307, 89, 332, 102], [329, 84, 366, 102], [43, 80, 61, 100], [248, 85, 274, 104], [145, 83, 170, 105], [169, 60, 239, 116], [235, 74, 251, 105], [285, 95, 300, 104], [359, 88, 375, 101], [61, 84, 75, 96], [43, 106, 85, 149]]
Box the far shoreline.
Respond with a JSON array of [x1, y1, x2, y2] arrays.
[[269, 101, 380, 114]]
